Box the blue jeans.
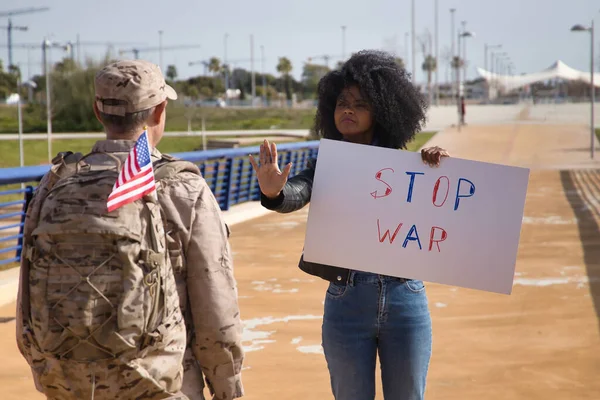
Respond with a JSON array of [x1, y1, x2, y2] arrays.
[[322, 271, 432, 400]]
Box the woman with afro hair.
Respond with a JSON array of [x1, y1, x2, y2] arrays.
[[250, 50, 449, 400]]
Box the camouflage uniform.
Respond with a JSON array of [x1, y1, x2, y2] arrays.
[[16, 60, 244, 400]]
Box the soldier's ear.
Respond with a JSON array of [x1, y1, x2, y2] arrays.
[[93, 101, 103, 124], [151, 101, 168, 124]]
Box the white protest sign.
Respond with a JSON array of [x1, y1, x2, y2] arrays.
[[303, 139, 530, 295]]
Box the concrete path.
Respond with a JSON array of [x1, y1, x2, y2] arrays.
[[1, 123, 599, 400]]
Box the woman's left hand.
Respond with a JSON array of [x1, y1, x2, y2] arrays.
[[421, 146, 450, 167]]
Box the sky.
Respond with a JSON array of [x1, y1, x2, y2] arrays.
[[0, 0, 598, 85]]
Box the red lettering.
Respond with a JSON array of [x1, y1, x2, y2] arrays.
[[377, 219, 403, 243], [429, 226, 448, 252], [432, 176, 450, 207], [371, 168, 394, 199]]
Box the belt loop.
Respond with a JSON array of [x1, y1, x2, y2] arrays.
[[347, 271, 355, 286]]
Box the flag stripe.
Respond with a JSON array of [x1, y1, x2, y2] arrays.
[[107, 170, 154, 203], [108, 165, 153, 199], [126, 150, 135, 181], [107, 180, 156, 212]]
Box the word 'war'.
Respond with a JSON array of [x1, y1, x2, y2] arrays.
[[370, 168, 476, 211], [376, 219, 448, 252]]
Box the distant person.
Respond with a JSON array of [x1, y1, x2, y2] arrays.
[[249, 50, 449, 400], [460, 95, 466, 125], [16, 60, 244, 400]]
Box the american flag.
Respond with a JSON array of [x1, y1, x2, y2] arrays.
[[107, 130, 156, 212]]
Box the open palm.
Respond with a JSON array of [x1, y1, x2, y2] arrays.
[[249, 139, 293, 199]]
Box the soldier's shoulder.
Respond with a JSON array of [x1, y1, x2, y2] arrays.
[[158, 164, 207, 200]]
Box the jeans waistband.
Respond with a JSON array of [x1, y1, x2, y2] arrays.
[[348, 271, 408, 285]]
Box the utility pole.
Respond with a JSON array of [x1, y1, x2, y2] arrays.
[[434, 0, 439, 105], [592, 19, 595, 160], [17, 74, 24, 172], [0, 7, 50, 68], [341, 25, 347, 60], [261, 45, 266, 106], [411, 0, 416, 80], [461, 20, 467, 84], [43, 38, 52, 164], [450, 8, 456, 100], [41, 37, 68, 163], [224, 33, 229, 105], [250, 34, 256, 106], [404, 32, 409, 64], [158, 30, 163, 71], [484, 43, 501, 102]]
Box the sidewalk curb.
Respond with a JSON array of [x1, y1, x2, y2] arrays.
[[0, 201, 274, 309]]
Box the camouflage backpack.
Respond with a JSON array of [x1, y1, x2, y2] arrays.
[[20, 150, 200, 400]]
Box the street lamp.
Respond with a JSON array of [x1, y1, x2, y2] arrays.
[[158, 30, 163, 71], [457, 30, 474, 129], [341, 25, 347, 60], [571, 21, 595, 160], [485, 44, 502, 102], [42, 38, 69, 163], [261, 45, 266, 106], [224, 33, 229, 106], [484, 44, 501, 73]]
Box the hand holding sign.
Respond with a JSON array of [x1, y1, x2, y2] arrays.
[[249, 139, 293, 199], [420, 146, 450, 167]]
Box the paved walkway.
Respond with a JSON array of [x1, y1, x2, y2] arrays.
[[1, 123, 599, 399]]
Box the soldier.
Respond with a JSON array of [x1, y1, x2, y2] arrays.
[[16, 60, 244, 400]]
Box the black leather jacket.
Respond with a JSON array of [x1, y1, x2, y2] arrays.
[[260, 158, 352, 283]]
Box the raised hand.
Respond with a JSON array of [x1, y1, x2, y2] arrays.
[[249, 139, 293, 199]]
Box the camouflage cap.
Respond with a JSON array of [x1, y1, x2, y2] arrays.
[[94, 60, 177, 116]]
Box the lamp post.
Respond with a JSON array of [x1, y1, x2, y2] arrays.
[[434, 0, 439, 105], [250, 34, 256, 106], [485, 43, 501, 101], [42, 38, 68, 163], [158, 30, 163, 71], [341, 25, 347, 60], [17, 75, 24, 174], [224, 33, 229, 106], [450, 8, 456, 100], [411, 0, 416, 80], [457, 30, 474, 130], [261, 45, 266, 106], [571, 21, 595, 160]]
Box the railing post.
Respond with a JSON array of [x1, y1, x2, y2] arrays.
[[222, 158, 234, 211], [16, 185, 34, 261]]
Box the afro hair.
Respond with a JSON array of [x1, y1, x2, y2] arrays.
[[313, 50, 428, 149]]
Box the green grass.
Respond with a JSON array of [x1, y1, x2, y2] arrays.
[[0, 104, 317, 133], [406, 132, 435, 152], [0, 131, 435, 169], [0, 136, 274, 168]]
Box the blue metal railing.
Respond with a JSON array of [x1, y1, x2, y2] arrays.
[[0, 140, 320, 266]]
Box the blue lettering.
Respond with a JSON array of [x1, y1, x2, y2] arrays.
[[454, 178, 476, 211], [405, 172, 424, 203], [402, 224, 422, 249]]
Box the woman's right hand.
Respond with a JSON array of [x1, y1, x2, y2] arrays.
[[249, 139, 293, 199]]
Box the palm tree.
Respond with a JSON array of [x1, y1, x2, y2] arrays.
[[276, 57, 293, 101], [166, 65, 178, 82], [422, 55, 437, 104], [208, 57, 221, 76], [395, 57, 406, 70]]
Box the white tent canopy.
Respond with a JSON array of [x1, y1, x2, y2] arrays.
[[477, 60, 600, 92]]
